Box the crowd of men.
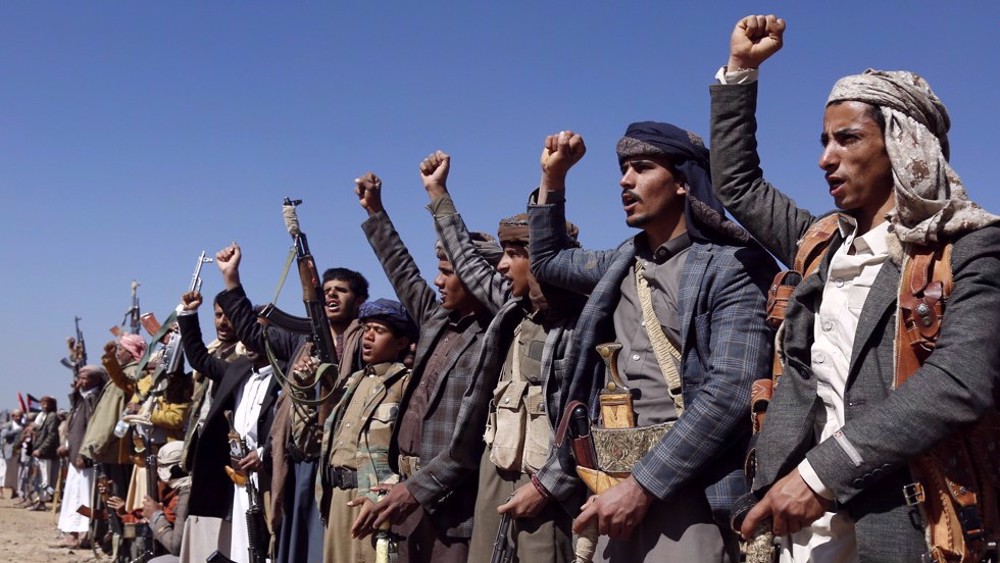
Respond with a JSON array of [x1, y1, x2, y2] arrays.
[[6, 14, 1000, 563]]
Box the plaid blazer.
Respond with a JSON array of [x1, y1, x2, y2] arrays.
[[528, 199, 776, 525], [362, 210, 491, 538], [433, 209, 585, 508]]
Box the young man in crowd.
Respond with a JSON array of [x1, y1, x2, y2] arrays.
[[353, 170, 501, 562], [315, 298, 416, 563], [178, 289, 281, 563], [416, 150, 586, 562], [529, 127, 775, 562], [713, 15, 1000, 561], [213, 243, 369, 563]]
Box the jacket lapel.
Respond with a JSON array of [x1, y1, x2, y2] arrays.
[[849, 258, 900, 373], [678, 244, 711, 350]]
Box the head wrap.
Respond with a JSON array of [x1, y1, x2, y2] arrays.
[[157, 440, 184, 466], [119, 333, 147, 362], [496, 213, 584, 314], [78, 364, 108, 387], [497, 213, 580, 248], [435, 231, 503, 267], [359, 298, 418, 342], [828, 69, 999, 243], [616, 121, 749, 244], [156, 440, 190, 486]]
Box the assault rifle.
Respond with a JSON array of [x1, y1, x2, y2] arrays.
[[223, 411, 268, 563], [258, 198, 336, 364], [141, 434, 161, 560], [490, 507, 514, 563], [139, 252, 213, 378], [111, 280, 142, 337], [61, 316, 87, 376]]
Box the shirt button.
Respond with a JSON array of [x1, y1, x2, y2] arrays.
[[815, 353, 826, 364], [834, 278, 845, 288], [345, 423, 351, 427], [503, 398, 510, 404], [822, 320, 833, 332], [640, 320, 646, 327], [632, 354, 640, 361]]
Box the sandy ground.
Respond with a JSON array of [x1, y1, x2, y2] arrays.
[[0, 495, 101, 563]]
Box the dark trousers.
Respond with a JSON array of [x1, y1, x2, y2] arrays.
[[396, 505, 469, 563], [275, 459, 323, 563]]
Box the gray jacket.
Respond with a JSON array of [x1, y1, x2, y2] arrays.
[[710, 81, 1000, 561]]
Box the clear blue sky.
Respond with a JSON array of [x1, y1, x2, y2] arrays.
[[3, 2, 998, 404]]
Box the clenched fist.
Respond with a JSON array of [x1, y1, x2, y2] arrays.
[[355, 172, 384, 216], [419, 150, 450, 200], [728, 14, 786, 71]]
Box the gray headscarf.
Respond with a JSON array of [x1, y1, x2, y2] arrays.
[[828, 69, 999, 244]]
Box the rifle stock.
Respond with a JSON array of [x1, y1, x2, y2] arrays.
[[258, 303, 313, 334]]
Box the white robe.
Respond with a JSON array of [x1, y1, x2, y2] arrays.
[[57, 464, 94, 532]]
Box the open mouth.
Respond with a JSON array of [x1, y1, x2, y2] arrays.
[[622, 192, 639, 212], [325, 300, 340, 315], [826, 176, 845, 196]]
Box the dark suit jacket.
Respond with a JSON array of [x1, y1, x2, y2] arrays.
[[362, 210, 492, 538], [33, 410, 60, 459], [179, 311, 281, 518], [710, 81, 1000, 560], [528, 196, 776, 526]]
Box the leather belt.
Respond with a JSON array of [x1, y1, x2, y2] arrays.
[[326, 466, 358, 490], [398, 455, 421, 480], [286, 443, 319, 463]]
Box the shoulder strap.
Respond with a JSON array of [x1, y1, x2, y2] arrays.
[[634, 259, 684, 415], [794, 214, 841, 277], [894, 242, 954, 388]]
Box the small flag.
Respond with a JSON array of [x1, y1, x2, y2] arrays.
[[25, 393, 42, 413]]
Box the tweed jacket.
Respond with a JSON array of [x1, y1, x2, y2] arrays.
[[33, 410, 61, 459], [529, 198, 775, 525], [433, 207, 585, 508], [710, 81, 1000, 560], [66, 388, 100, 461], [316, 361, 410, 522], [362, 210, 492, 538], [179, 311, 281, 519]]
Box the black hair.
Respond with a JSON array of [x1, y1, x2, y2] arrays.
[[322, 268, 369, 302], [827, 100, 886, 134]]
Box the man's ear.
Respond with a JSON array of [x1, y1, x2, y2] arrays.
[[676, 183, 688, 196]]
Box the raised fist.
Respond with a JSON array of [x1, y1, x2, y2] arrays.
[[729, 14, 785, 71], [215, 243, 242, 290], [355, 172, 384, 216], [540, 130, 586, 191], [419, 150, 450, 199], [181, 291, 203, 312]]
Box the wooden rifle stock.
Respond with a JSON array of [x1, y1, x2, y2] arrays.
[[282, 197, 337, 365]]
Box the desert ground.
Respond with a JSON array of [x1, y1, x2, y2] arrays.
[[0, 495, 101, 563]]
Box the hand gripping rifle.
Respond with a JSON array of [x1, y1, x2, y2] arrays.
[[112, 280, 142, 338], [162, 252, 214, 377], [258, 198, 339, 406], [61, 316, 87, 375], [223, 411, 268, 563], [490, 500, 515, 563]]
